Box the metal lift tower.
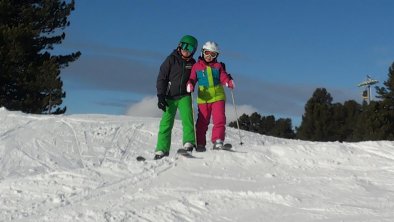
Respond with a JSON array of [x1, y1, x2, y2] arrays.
[[357, 75, 379, 104]]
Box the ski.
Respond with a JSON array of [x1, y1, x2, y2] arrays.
[[137, 143, 235, 161], [176, 148, 196, 158], [213, 143, 233, 151], [136, 148, 195, 161], [222, 143, 233, 150], [136, 156, 146, 162]]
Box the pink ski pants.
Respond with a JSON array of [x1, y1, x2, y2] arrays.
[[196, 100, 226, 147]]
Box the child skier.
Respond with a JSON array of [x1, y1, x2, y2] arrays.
[[154, 35, 198, 160], [186, 41, 234, 151]]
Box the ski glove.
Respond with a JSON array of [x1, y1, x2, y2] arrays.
[[157, 95, 168, 112], [186, 81, 194, 93], [226, 80, 235, 89]]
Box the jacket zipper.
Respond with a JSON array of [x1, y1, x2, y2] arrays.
[[180, 60, 184, 94], [166, 82, 171, 96]]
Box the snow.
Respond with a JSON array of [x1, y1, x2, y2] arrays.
[[1, 107, 394, 221]]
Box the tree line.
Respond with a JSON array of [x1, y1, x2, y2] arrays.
[[229, 113, 296, 139], [229, 62, 394, 142]]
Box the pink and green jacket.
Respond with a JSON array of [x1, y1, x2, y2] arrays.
[[189, 58, 232, 104]]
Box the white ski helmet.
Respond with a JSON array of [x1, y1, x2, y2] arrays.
[[202, 41, 220, 53]]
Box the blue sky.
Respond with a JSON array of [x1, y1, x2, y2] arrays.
[[59, 0, 394, 126]]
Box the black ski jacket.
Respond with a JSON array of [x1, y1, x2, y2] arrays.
[[156, 50, 196, 99]]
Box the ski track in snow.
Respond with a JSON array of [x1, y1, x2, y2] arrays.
[[1, 108, 394, 221]]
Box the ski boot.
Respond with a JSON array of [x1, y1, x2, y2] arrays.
[[195, 145, 207, 152], [213, 139, 224, 150], [154, 150, 169, 160], [183, 142, 195, 152]]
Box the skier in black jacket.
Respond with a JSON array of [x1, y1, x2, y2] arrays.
[[154, 35, 198, 160]]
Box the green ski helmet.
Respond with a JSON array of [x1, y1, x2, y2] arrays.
[[179, 35, 198, 55]]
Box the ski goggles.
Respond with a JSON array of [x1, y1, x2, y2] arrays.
[[203, 50, 218, 58], [180, 43, 195, 53]]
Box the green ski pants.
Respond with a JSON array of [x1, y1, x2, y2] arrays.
[[156, 95, 195, 152]]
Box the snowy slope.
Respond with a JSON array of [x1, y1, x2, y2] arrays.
[[1, 107, 394, 222]]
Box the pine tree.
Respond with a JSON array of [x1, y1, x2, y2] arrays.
[[249, 112, 263, 133], [327, 103, 346, 141], [260, 115, 275, 135], [271, 118, 295, 139], [296, 88, 333, 141], [230, 114, 251, 131], [376, 62, 394, 108], [341, 100, 362, 141], [353, 101, 390, 140], [0, 0, 81, 114], [372, 62, 394, 139]]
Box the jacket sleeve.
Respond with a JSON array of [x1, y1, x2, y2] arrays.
[[188, 64, 198, 86], [219, 63, 231, 85], [156, 56, 172, 96]]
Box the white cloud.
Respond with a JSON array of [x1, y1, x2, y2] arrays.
[[126, 96, 258, 123], [125, 96, 162, 118], [225, 103, 257, 122]]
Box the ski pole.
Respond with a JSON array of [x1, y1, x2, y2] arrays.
[[230, 89, 243, 145], [190, 92, 198, 149]]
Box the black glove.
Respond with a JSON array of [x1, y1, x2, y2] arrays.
[[228, 73, 233, 80], [157, 95, 168, 112]]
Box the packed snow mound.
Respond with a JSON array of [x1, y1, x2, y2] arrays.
[[1, 108, 394, 222]]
